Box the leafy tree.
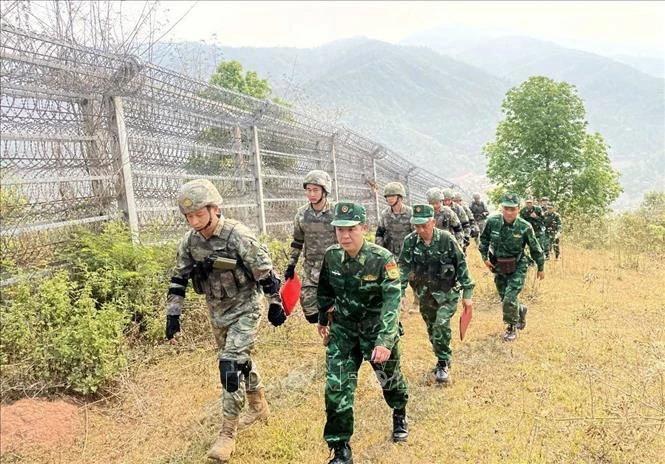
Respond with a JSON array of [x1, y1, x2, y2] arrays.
[[484, 76, 622, 216]]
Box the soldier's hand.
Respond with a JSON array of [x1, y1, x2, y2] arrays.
[[268, 303, 287, 327], [537, 271, 545, 280], [371, 346, 391, 364], [530, 212, 537, 218], [462, 298, 473, 312], [165, 314, 180, 343], [484, 260, 494, 272], [317, 323, 329, 340], [284, 264, 296, 280]]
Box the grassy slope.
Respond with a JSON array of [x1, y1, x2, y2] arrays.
[[11, 245, 665, 464]]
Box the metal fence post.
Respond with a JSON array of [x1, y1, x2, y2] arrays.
[[372, 158, 380, 222], [251, 126, 267, 235], [112, 96, 140, 244], [331, 136, 340, 201]]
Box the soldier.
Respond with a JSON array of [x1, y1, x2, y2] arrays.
[[284, 170, 337, 324], [520, 198, 545, 249], [375, 181, 413, 258], [453, 191, 479, 251], [469, 192, 490, 243], [543, 203, 562, 260], [426, 187, 464, 245], [317, 202, 409, 464], [443, 188, 471, 252], [479, 193, 545, 342], [540, 196, 550, 210], [166, 179, 287, 462], [398, 204, 475, 384]]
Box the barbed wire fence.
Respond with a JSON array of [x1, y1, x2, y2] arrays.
[[0, 23, 464, 279]]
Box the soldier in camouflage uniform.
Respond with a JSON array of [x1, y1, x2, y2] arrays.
[[398, 205, 475, 384], [469, 192, 490, 244], [479, 193, 545, 342], [426, 187, 464, 245], [317, 202, 409, 464], [453, 191, 479, 252], [443, 188, 471, 252], [519, 198, 545, 250], [375, 181, 413, 258], [540, 196, 550, 210], [543, 203, 562, 260], [166, 179, 287, 462], [284, 170, 337, 324]]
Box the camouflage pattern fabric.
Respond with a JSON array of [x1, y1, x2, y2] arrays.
[[469, 199, 489, 228], [450, 202, 471, 239], [376, 203, 414, 257], [519, 205, 545, 238], [167, 216, 275, 416], [543, 211, 562, 259], [317, 240, 408, 445], [288, 200, 337, 317], [461, 203, 477, 235], [479, 214, 544, 325], [399, 228, 474, 361], [434, 205, 464, 244]]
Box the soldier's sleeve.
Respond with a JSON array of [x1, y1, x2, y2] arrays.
[[375, 212, 386, 247], [458, 206, 470, 232], [525, 225, 545, 272], [482, 202, 489, 217], [556, 214, 563, 232], [450, 210, 465, 244], [288, 210, 304, 267], [479, 218, 491, 261], [397, 238, 411, 296], [519, 208, 528, 221], [167, 235, 193, 316], [375, 254, 402, 350], [317, 252, 336, 325], [465, 206, 476, 227], [232, 227, 273, 280], [451, 238, 475, 299]]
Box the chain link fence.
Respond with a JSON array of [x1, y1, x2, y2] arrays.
[[1, 24, 463, 275]]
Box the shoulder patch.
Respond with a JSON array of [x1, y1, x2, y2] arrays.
[[385, 261, 399, 280]]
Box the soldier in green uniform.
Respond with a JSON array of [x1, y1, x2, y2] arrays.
[[166, 179, 287, 462], [398, 205, 475, 383], [479, 193, 545, 342], [543, 203, 562, 260], [375, 181, 413, 258], [519, 198, 545, 250], [469, 192, 490, 245], [317, 202, 409, 464], [285, 170, 337, 324]]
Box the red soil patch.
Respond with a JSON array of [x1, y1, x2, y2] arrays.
[[0, 398, 81, 455]]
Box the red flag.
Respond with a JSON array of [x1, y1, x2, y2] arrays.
[[460, 306, 472, 341], [280, 274, 301, 316]]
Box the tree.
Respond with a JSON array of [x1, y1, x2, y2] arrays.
[[483, 76, 622, 216], [209, 60, 271, 99]]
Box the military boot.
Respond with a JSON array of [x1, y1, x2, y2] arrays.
[[327, 441, 353, 464], [207, 415, 238, 462], [516, 305, 528, 330], [392, 408, 409, 442], [435, 360, 450, 384], [238, 389, 269, 431], [503, 325, 517, 342]]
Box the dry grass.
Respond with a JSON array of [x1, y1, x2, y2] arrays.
[[5, 245, 665, 464]]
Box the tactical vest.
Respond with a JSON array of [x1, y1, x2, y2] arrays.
[[469, 201, 487, 221], [300, 206, 337, 263], [380, 206, 413, 256], [451, 203, 469, 226], [403, 231, 457, 293], [434, 207, 456, 233]]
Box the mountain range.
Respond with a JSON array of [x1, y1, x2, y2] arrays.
[[152, 31, 664, 209]]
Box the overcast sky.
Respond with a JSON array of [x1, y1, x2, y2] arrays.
[[146, 1, 664, 56]]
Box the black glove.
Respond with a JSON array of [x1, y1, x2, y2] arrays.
[[165, 314, 180, 340], [268, 303, 287, 327], [284, 264, 295, 280]]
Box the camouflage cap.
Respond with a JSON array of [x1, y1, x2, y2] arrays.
[[331, 201, 367, 226], [501, 193, 520, 207], [410, 204, 434, 225], [541, 196, 549, 201], [525, 197, 534, 203], [178, 179, 223, 214]]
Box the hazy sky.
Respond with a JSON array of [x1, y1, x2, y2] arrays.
[[150, 1, 664, 55]]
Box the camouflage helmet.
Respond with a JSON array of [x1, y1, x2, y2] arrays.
[[472, 192, 481, 200], [383, 181, 406, 197], [442, 188, 454, 200], [303, 169, 332, 194], [426, 187, 444, 203], [453, 191, 463, 201], [178, 179, 223, 214]]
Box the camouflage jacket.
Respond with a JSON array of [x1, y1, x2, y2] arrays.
[[399, 228, 475, 301], [167, 216, 274, 316], [434, 205, 464, 244], [519, 205, 545, 235], [317, 240, 402, 350], [288, 200, 337, 285], [461, 203, 476, 228], [479, 214, 545, 272], [469, 200, 489, 221], [376, 203, 414, 257], [450, 202, 470, 236], [544, 211, 562, 234]]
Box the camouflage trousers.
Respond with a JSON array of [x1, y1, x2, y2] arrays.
[[493, 260, 529, 326], [418, 290, 460, 362], [542, 233, 560, 258], [300, 285, 318, 318], [208, 297, 264, 417], [324, 320, 409, 445], [474, 219, 487, 245]]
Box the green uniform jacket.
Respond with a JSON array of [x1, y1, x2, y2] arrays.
[[317, 240, 402, 350], [519, 205, 545, 235], [544, 211, 562, 234], [479, 214, 545, 272], [398, 228, 475, 300]]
